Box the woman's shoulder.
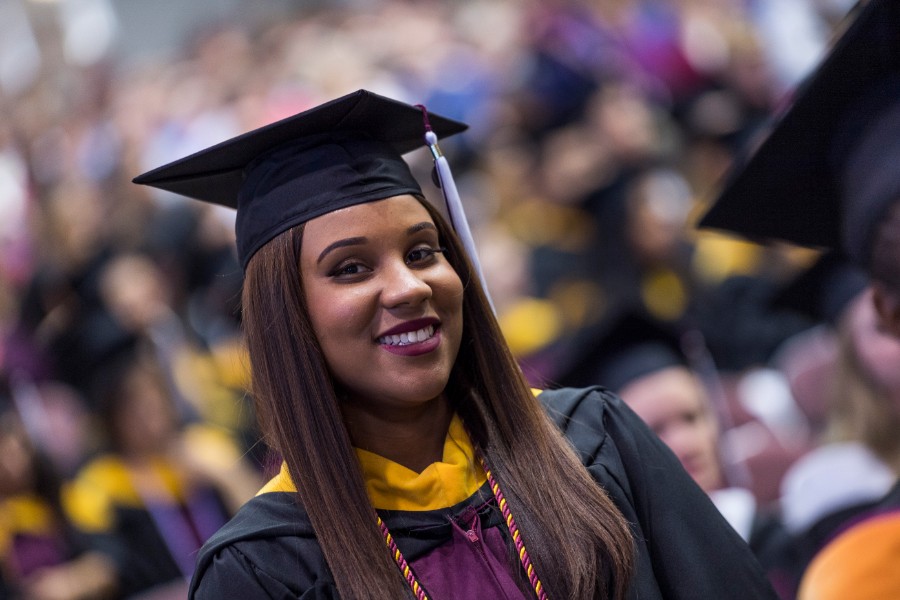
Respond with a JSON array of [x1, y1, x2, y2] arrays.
[[536, 386, 637, 457], [537, 385, 620, 422], [203, 488, 315, 542], [189, 491, 335, 599]]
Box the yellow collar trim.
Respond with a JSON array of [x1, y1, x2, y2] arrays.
[[257, 462, 294, 495], [356, 413, 485, 511], [257, 414, 485, 511]]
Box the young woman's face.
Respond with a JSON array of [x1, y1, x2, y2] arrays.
[[300, 195, 464, 413]]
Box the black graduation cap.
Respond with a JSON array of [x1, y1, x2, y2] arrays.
[[133, 89, 468, 270], [552, 309, 692, 393], [772, 251, 870, 326], [699, 0, 900, 267]]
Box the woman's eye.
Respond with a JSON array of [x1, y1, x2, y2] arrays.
[[330, 262, 369, 278], [407, 247, 445, 265]]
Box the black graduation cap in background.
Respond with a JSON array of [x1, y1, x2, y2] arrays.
[[133, 89, 468, 270], [699, 0, 900, 267], [772, 251, 870, 326], [552, 309, 693, 393]]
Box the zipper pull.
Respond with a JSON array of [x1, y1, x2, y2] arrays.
[[465, 529, 479, 543]]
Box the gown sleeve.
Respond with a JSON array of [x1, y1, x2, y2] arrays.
[[541, 386, 779, 600], [193, 545, 283, 600], [192, 544, 340, 599]]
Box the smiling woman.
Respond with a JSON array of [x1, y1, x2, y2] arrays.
[[301, 197, 463, 416], [299, 196, 463, 473], [133, 89, 778, 600]]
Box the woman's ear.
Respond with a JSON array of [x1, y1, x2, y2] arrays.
[[872, 281, 900, 339]]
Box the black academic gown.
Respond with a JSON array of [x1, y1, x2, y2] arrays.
[[189, 387, 778, 599]]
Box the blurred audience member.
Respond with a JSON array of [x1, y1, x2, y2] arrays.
[[773, 255, 899, 573], [61, 340, 260, 599], [0, 390, 117, 600], [699, 1, 900, 597]]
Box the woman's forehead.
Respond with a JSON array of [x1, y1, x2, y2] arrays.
[[304, 195, 433, 233]]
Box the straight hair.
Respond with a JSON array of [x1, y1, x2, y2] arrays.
[[242, 197, 635, 599]]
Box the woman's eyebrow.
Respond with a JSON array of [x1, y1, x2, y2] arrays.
[[316, 223, 435, 264], [407, 222, 436, 235], [317, 237, 367, 264]]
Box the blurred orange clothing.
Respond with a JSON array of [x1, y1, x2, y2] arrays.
[[798, 509, 900, 600]]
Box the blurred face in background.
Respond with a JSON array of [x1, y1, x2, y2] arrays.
[[625, 168, 693, 266], [846, 289, 900, 413], [619, 366, 724, 492], [870, 200, 900, 338], [112, 364, 178, 457], [99, 253, 173, 332], [829, 287, 900, 469], [0, 416, 35, 496]]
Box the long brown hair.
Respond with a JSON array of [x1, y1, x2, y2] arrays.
[[242, 197, 635, 599]]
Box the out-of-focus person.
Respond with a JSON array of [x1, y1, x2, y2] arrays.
[[95, 251, 253, 442], [699, 1, 900, 597], [0, 387, 118, 600], [61, 340, 260, 599], [771, 254, 899, 572]]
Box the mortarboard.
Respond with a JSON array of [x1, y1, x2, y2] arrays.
[[699, 0, 900, 267], [133, 89, 475, 276], [772, 252, 870, 326], [552, 309, 692, 393]]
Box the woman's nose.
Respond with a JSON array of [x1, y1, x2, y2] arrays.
[[381, 261, 432, 308]]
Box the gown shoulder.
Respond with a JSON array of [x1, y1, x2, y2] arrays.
[[189, 491, 336, 599]]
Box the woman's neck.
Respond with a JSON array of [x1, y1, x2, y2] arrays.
[[340, 395, 454, 473]]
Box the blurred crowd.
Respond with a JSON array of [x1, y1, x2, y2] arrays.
[[2, 0, 897, 599]]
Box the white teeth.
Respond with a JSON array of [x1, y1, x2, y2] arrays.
[[378, 325, 435, 346]]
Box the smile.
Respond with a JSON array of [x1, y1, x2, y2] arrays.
[[377, 325, 436, 346]]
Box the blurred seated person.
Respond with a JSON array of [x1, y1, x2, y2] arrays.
[[0, 393, 117, 599], [61, 339, 261, 599], [97, 252, 259, 465], [779, 262, 900, 600], [552, 310, 801, 598], [772, 253, 900, 573], [698, 1, 900, 597]]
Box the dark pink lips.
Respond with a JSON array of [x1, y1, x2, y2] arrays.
[[377, 317, 439, 339], [376, 318, 441, 356]]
